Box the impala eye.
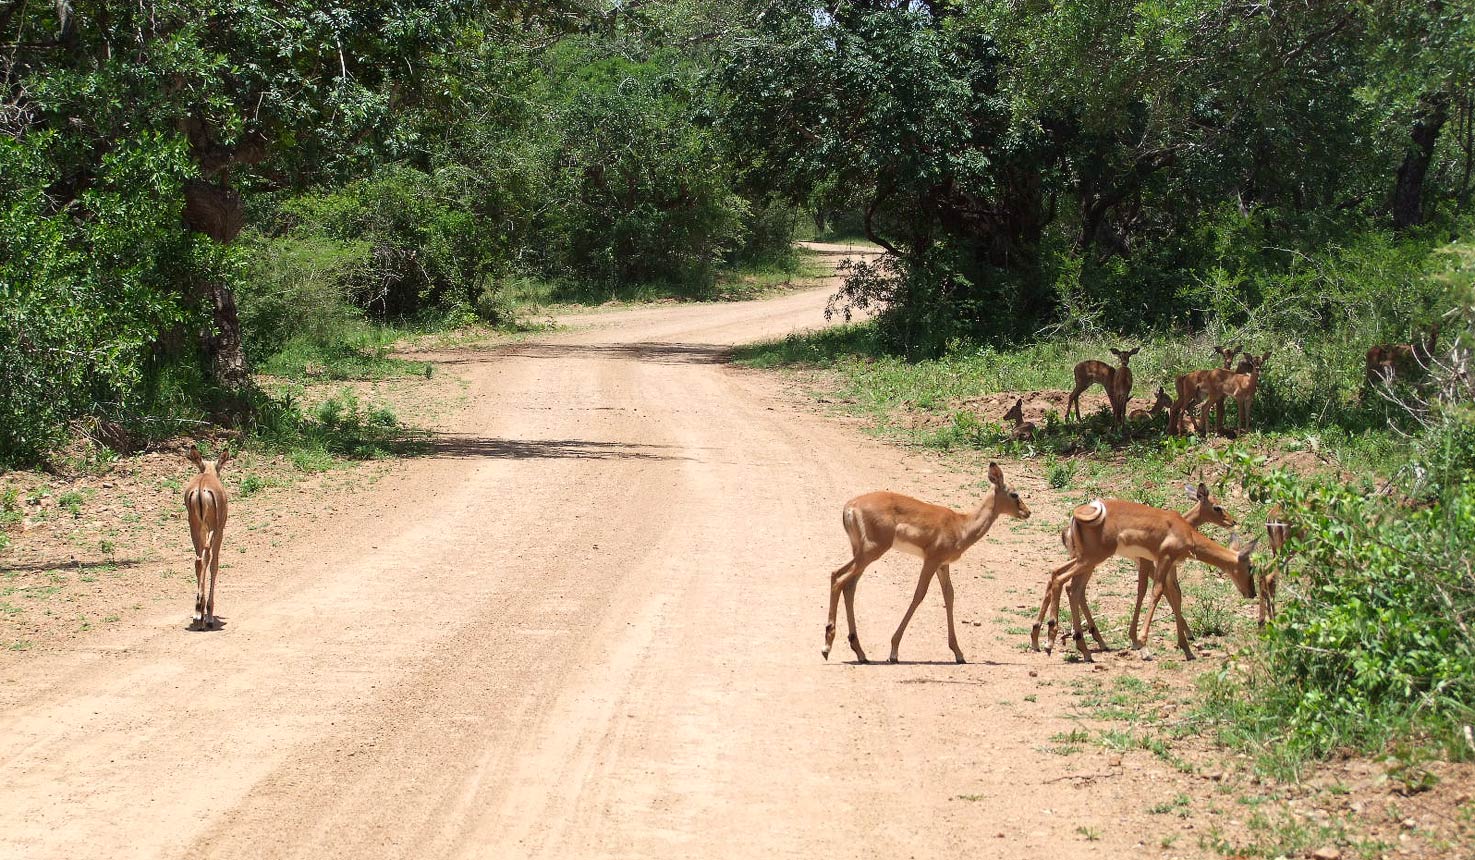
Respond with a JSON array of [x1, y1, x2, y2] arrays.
[[1010, 491, 1019, 500]]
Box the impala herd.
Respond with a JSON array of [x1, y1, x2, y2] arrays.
[[177, 331, 1432, 668], [828, 329, 1441, 665]]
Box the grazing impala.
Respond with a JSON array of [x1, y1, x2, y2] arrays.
[[1030, 496, 1256, 662], [184, 444, 230, 630], [823, 462, 1030, 664], [1032, 482, 1237, 656]]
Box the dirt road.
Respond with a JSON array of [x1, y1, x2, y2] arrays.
[[0, 265, 1192, 858]]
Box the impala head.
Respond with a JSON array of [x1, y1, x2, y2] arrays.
[[1182, 481, 1235, 529], [1003, 397, 1024, 424], [1225, 531, 1260, 599], [1242, 350, 1270, 376], [1110, 347, 1140, 367], [1152, 386, 1172, 411], [988, 461, 1030, 520], [1213, 344, 1241, 369], [186, 443, 230, 475]]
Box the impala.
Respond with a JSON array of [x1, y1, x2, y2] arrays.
[[823, 462, 1030, 664], [1003, 397, 1036, 441], [1066, 347, 1138, 425], [1030, 496, 1256, 662], [184, 444, 230, 630], [1260, 505, 1294, 625], [1219, 351, 1270, 434], [1128, 386, 1172, 423], [1366, 324, 1440, 386], [1032, 482, 1236, 657]]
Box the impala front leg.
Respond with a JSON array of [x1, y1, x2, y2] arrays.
[[889, 561, 938, 663], [1128, 560, 1152, 645], [936, 565, 965, 664], [1161, 571, 1195, 660]]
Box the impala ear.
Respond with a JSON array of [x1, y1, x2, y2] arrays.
[[1127, 347, 1140, 357], [186, 444, 204, 471], [1197, 481, 1210, 501], [216, 448, 231, 471], [1182, 483, 1198, 500], [987, 461, 1004, 487]]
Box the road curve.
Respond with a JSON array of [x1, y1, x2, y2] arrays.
[[0, 282, 1162, 859]]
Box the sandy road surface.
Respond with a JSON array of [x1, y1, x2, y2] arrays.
[[0, 266, 1184, 858]]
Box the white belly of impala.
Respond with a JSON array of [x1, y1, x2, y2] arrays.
[[1120, 544, 1158, 562], [893, 538, 929, 558]]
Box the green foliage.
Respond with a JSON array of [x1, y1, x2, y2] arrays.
[[0, 134, 211, 466], [249, 387, 427, 465], [1208, 413, 1475, 761]]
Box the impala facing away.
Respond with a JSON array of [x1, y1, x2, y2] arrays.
[[1031, 494, 1256, 661], [823, 462, 1030, 664], [184, 444, 230, 630]]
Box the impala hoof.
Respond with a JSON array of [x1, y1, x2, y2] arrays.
[[954, 654, 966, 665], [887, 655, 899, 664], [821, 648, 830, 661]]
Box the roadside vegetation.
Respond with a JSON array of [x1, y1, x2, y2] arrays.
[[3, 0, 1474, 851]]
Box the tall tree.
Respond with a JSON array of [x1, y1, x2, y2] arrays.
[[1, 0, 542, 419]]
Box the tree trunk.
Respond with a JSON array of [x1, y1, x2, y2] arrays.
[[182, 178, 253, 425], [1393, 92, 1450, 230]]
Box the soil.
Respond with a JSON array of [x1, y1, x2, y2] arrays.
[[1, 245, 1470, 859]]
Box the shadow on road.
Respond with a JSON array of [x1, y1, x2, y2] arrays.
[[426, 341, 732, 367], [427, 435, 696, 462]]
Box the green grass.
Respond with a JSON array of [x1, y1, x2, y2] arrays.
[[733, 320, 1410, 512], [257, 327, 431, 381]]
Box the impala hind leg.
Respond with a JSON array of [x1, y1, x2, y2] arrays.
[[204, 531, 222, 629], [191, 546, 207, 630], [889, 561, 939, 663], [841, 577, 868, 662], [936, 565, 965, 664], [823, 559, 854, 660]]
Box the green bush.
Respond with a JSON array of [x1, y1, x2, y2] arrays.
[[0, 133, 212, 466], [1210, 416, 1475, 760], [237, 234, 374, 361]]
